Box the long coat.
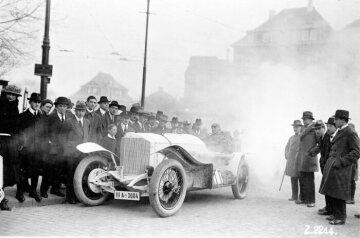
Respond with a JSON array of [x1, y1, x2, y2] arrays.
[[19, 109, 43, 176], [48, 111, 67, 157], [0, 95, 20, 186], [284, 134, 300, 177], [296, 123, 319, 172], [318, 133, 331, 172], [85, 110, 103, 143], [62, 117, 90, 158], [102, 112, 121, 137], [319, 125, 360, 200]]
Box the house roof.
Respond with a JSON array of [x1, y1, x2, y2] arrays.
[[345, 18, 360, 29], [232, 7, 332, 47], [82, 72, 128, 92]]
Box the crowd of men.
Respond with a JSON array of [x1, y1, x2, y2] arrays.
[[284, 110, 360, 225], [0, 83, 241, 211]]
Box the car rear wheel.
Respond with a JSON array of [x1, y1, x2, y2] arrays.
[[149, 159, 187, 217], [232, 158, 249, 199], [74, 155, 109, 206]]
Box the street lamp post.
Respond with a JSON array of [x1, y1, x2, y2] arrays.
[[37, 0, 52, 100], [140, 0, 150, 108]]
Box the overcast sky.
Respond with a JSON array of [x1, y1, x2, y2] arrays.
[[8, 0, 360, 101]]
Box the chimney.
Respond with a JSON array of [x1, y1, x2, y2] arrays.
[[307, 0, 314, 13], [269, 10, 276, 19]]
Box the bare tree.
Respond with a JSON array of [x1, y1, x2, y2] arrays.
[[0, 0, 43, 77]]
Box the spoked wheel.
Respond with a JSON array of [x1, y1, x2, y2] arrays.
[[149, 159, 187, 217], [232, 158, 249, 199], [74, 155, 110, 206]]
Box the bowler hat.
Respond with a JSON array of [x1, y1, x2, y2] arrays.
[[1, 84, 22, 96], [27, 93, 42, 102], [171, 117, 179, 123], [334, 109, 350, 120], [195, 118, 202, 125], [325, 117, 336, 126], [98, 96, 110, 103], [159, 114, 168, 122], [130, 105, 140, 113], [183, 120, 191, 126], [54, 97, 69, 106], [314, 120, 325, 129], [109, 101, 121, 108], [291, 120, 303, 127], [120, 111, 131, 119], [74, 100, 87, 110], [119, 105, 126, 112], [41, 99, 53, 106], [87, 95, 97, 102], [301, 111, 314, 120]]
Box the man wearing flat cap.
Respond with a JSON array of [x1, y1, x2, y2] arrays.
[[18, 93, 43, 202], [0, 84, 22, 209], [284, 120, 303, 202], [295, 111, 318, 207], [61, 100, 90, 204], [319, 110, 360, 225]]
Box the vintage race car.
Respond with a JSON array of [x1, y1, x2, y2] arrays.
[[74, 132, 250, 217]]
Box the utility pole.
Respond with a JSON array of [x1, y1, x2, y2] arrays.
[[140, 0, 150, 108], [35, 0, 52, 100]]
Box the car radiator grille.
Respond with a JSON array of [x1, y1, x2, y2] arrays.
[[120, 138, 150, 175]]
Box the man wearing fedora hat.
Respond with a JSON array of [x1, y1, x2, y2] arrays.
[[296, 111, 318, 207], [313, 119, 335, 216], [42, 97, 70, 198], [95, 96, 110, 118], [102, 100, 122, 137], [152, 114, 168, 135], [61, 100, 90, 204], [319, 110, 360, 225], [0, 84, 22, 209], [284, 120, 303, 202], [18, 93, 43, 202]]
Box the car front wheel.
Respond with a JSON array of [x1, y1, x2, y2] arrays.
[[149, 159, 187, 217]]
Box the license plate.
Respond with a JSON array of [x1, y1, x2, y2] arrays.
[[114, 191, 140, 201]]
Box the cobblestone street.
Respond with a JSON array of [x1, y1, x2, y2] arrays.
[[0, 175, 359, 238]]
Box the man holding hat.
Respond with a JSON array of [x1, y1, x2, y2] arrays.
[[18, 93, 43, 202], [95, 96, 110, 118], [296, 111, 318, 207], [0, 84, 22, 209], [319, 110, 360, 225], [62, 100, 90, 204], [284, 120, 303, 202]]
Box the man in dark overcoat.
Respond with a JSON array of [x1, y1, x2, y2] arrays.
[[314, 119, 334, 216], [95, 96, 110, 118], [40, 97, 69, 198], [319, 110, 360, 225], [102, 101, 121, 137], [0, 84, 22, 209], [295, 111, 318, 207], [284, 120, 302, 201], [62, 100, 90, 204], [85, 96, 103, 143], [18, 93, 43, 202]]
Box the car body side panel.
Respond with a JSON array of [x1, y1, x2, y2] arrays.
[[159, 145, 213, 189]]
